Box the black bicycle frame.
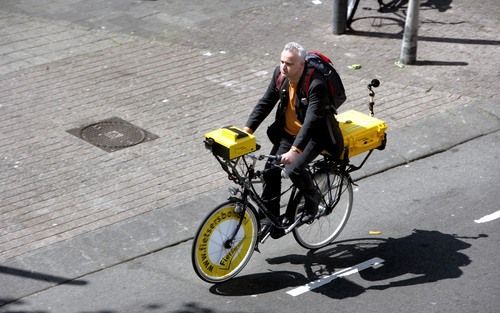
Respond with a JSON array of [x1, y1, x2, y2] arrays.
[[211, 146, 377, 242], [215, 154, 303, 228]]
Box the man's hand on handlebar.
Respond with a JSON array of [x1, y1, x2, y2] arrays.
[[242, 126, 301, 165], [281, 146, 301, 165]]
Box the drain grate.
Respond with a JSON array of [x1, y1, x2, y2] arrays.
[[68, 117, 158, 152]]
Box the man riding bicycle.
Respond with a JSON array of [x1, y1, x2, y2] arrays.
[[244, 42, 344, 227]]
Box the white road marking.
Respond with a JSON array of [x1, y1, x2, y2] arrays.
[[287, 257, 385, 297], [474, 210, 500, 223]]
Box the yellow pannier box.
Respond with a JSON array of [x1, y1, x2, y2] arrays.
[[204, 126, 258, 160], [336, 110, 388, 158]]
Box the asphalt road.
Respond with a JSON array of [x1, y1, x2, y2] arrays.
[[4, 130, 499, 313]]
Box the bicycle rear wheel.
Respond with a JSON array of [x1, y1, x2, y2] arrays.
[[293, 169, 353, 249], [191, 200, 258, 283]]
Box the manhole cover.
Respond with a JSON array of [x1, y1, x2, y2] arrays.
[[81, 121, 146, 149], [67, 117, 158, 152]]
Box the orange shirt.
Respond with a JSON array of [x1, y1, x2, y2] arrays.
[[284, 81, 302, 136]]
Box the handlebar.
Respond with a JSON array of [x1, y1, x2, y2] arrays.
[[246, 154, 288, 178], [248, 154, 282, 163]]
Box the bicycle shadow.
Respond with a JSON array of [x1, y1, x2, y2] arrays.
[[209, 271, 308, 296], [210, 230, 484, 298], [376, 0, 453, 14]]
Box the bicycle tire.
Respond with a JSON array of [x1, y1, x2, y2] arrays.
[[191, 200, 258, 283], [346, 0, 361, 28], [293, 169, 353, 249]]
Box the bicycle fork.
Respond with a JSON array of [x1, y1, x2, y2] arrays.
[[223, 197, 247, 250]]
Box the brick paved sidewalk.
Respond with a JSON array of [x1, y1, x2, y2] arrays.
[[1, 0, 498, 262]]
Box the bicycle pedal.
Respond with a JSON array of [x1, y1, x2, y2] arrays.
[[280, 217, 292, 227], [258, 221, 272, 243], [259, 231, 271, 244]]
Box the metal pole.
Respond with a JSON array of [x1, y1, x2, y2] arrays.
[[332, 0, 347, 35], [400, 0, 420, 64]]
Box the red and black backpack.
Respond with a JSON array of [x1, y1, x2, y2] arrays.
[[276, 51, 346, 113]]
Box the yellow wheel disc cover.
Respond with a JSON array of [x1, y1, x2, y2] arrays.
[[194, 205, 255, 279]]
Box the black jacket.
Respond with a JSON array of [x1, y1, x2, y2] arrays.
[[245, 65, 343, 156]]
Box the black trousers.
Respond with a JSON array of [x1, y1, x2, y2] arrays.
[[261, 133, 322, 218]]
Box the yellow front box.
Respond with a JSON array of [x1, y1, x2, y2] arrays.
[[337, 110, 388, 158], [204, 126, 257, 160]]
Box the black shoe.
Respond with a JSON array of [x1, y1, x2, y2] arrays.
[[301, 206, 319, 224], [300, 213, 314, 224], [301, 191, 320, 223], [270, 226, 285, 239]]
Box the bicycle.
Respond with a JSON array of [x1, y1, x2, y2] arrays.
[[347, 0, 407, 28], [347, 0, 362, 28], [192, 79, 386, 283]]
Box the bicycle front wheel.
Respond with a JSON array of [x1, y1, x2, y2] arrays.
[[347, 0, 361, 27], [293, 170, 353, 249], [191, 200, 258, 283]]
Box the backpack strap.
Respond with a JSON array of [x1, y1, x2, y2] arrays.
[[275, 65, 316, 97], [302, 66, 315, 96], [275, 72, 287, 93]]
